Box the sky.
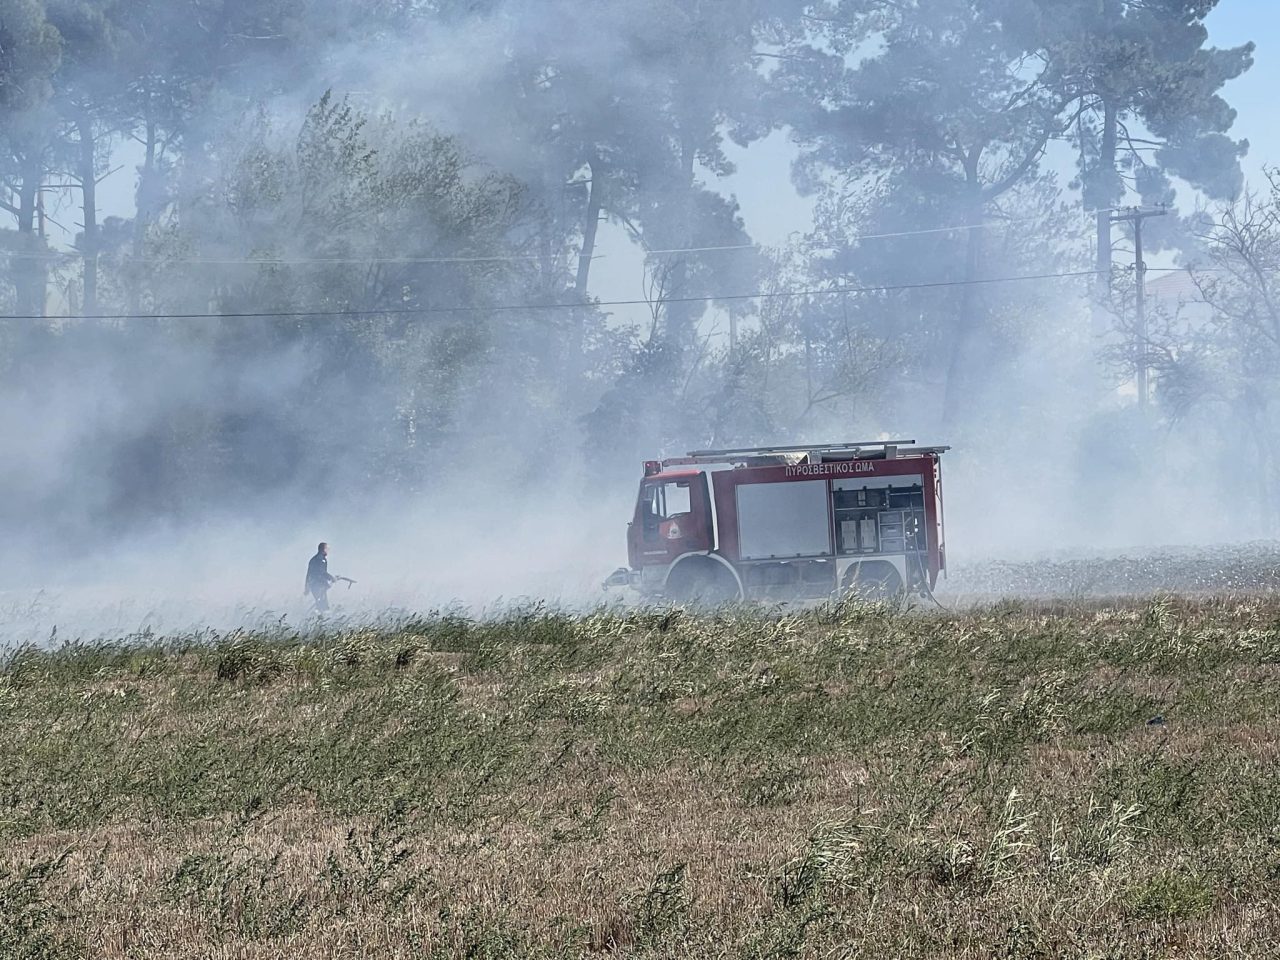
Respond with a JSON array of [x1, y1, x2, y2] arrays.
[[1206, 0, 1278, 189]]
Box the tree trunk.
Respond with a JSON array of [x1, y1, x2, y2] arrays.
[[14, 154, 45, 318], [942, 166, 985, 428], [77, 112, 99, 318], [574, 155, 604, 298], [663, 128, 698, 350], [1094, 0, 1122, 295], [1095, 99, 1118, 272], [130, 117, 158, 317], [1085, 96, 1116, 343]]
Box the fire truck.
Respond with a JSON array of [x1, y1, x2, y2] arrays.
[[609, 440, 948, 603]]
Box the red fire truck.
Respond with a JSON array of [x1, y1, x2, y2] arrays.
[[609, 440, 948, 603]]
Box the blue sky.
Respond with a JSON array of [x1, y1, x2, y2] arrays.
[[1207, 0, 1277, 186]]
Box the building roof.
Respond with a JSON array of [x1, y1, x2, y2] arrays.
[[1146, 270, 1207, 303]]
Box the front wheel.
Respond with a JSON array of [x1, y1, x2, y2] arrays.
[[665, 559, 742, 607]]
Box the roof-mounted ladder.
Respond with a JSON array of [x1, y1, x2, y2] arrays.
[[686, 439, 919, 459]]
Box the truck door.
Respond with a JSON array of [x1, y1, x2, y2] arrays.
[[633, 474, 714, 563]]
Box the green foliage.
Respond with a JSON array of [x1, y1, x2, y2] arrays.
[[0, 853, 80, 960], [1037, 0, 1253, 211], [0, 0, 61, 115], [213, 634, 288, 685], [321, 801, 433, 910], [1126, 869, 1216, 920], [632, 863, 690, 946]]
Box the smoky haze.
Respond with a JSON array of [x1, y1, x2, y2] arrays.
[[0, 0, 1272, 643]]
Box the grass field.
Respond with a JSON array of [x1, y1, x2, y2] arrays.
[[3, 596, 1279, 958]]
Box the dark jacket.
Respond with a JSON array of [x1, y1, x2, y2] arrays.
[[306, 552, 333, 595]]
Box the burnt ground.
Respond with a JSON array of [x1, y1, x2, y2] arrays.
[[939, 540, 1280, 600]]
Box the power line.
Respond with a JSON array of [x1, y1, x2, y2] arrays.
[[0, 266, 1121, 321], [0, 206, 1126, 266], [0, 250, 592, 266], [652, 207, 1124, 254]]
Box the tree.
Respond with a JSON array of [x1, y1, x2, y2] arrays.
[[431, 0, 781, 462], [478, 0, 775, 322], [777, 0, 1075, 425], [0, 0, 61, 316], [45, 0, 136, 317], [1162, 172, 1280, 527], [1033, 0, 1253, 281], [172, 94, 569, 496]]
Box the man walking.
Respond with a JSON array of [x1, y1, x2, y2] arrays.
[[305, 542, 336, 611]]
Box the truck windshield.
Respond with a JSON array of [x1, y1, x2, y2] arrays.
[[645, 481, 692, 519]]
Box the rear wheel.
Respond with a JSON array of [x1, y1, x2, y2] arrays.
[[841, 560, 904, 602]]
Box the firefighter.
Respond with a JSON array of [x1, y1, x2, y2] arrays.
[[305, 541, 336, 611]]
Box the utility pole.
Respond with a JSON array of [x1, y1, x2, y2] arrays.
[[1109, 206, 1169, 409]]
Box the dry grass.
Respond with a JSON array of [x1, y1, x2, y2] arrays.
[[3, 597, 1280, 957]]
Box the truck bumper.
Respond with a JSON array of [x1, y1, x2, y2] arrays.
[[601, 567, 642, 593]]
